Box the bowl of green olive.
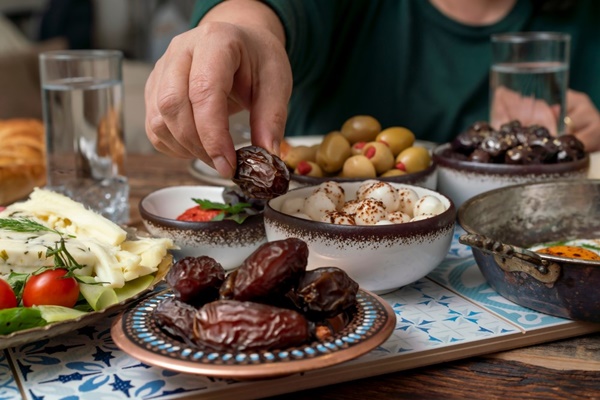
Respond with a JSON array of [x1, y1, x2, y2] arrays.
[[281, 115, 438, 190]]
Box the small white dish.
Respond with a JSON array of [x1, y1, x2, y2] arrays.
[[139, 185, 266, 270], [264, 181, 456, 294]]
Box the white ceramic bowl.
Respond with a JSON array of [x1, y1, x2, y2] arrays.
[[433, 143, 590, 208], [139, 186, 266, 270], [264, 181, 456, 294]]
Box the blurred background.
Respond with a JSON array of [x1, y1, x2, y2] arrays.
[[1, 0, 198, 153]]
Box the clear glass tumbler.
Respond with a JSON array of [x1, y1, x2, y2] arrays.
[[490, 32, 571, 135], [39, 50, 129, 224]]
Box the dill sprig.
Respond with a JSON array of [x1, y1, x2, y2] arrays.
[[0, 218, 59, 235], [0, 217, 85, 280]]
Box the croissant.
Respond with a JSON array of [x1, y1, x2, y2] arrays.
[[0, 119, 46, 205]]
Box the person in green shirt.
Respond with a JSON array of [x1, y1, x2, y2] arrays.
[[144, 0, 600, 178]]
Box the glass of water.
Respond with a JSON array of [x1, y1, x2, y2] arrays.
[[39, 50, 129, 224], [490, 32, 571, 135]]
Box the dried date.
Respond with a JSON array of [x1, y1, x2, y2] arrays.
[[166, 256, 225, 306], [296, 267, 359, 320], [232, 145, 290, 200], [218, 270, 238, 300], [192, 300, 310, 352], [154, 297, 197, 344], [233, 238, 308, 301]]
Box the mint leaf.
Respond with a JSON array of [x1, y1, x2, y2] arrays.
[[192, 198, 257, 224], [192, 198, 252, 214]]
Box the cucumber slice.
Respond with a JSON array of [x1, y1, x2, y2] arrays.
[[35, 305, 88, 323]]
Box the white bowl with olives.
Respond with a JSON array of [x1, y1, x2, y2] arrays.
[[281, 116, 438, 190]]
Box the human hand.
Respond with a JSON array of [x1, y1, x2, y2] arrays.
[[490, 87, 600, 152], [145, 6, 292, 178], [564, 90, 600, 152], [490, 86, 559, 135]]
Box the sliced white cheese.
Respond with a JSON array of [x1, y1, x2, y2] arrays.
[[0, 188, 127, 246], [0, 231, 95, 277]]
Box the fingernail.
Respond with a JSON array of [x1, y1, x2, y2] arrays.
[[213, 155, 235, 178]]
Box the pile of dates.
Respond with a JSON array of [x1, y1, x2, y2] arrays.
[[154, 238, 359, 352], [446, 120, 585, 164]]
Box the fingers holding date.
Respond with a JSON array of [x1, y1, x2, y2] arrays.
[[154, 238, 359, 352]]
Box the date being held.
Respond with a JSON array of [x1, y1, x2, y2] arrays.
[[155, 238, 359, 352]]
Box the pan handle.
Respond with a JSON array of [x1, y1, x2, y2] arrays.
[[459, 233, 560, 284]]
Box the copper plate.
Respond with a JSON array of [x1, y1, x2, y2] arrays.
[[111, 289, 396, 380]]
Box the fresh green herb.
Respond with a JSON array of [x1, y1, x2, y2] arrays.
[[192, 198, 255, 224], [0, 218, 59, 235], [0, 217, 76, 239], [7, 272, 28, 299], [582, 243, 600, 252], [0, 218, 89, 299]]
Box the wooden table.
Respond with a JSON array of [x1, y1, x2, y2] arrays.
[[126, 153, 600, 400]]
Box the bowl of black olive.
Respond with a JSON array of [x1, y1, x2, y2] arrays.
[[432, 120, 590, 208]]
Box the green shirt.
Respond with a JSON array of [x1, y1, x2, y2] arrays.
[[192, 0, 600, 143]]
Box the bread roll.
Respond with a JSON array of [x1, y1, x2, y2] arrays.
[[0, 119, 46, 205]]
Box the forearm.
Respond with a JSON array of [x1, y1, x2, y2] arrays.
[[200, 0, 285, 47]]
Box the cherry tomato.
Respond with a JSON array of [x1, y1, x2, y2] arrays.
[[0, 279, 17, 309], [22, 269, 79, 308]]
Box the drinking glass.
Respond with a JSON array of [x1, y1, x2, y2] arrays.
[[39, 50, 129, 224], [490, 32, 571, 135]]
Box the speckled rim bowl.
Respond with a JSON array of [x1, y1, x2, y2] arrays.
[[139, 185, 266, 270], [432, 143, 590, 208], [264, 181, 456, 294], [291, 160, 438, 190]]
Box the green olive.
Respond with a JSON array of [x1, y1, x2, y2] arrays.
[[396, 146, 431, 173], [376, 127, 415, 156], [294, 160, 324, 177], [341, 155, 377, 178], [315, 131, 352, 173], [362, 141, 395, 174], [340, 115, 381, 144], [283, 145, 318, 170], [380, 168, 407, 177]]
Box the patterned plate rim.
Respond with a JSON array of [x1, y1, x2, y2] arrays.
[[111, 289, 396, 379]]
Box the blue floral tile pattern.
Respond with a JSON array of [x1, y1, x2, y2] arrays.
[[0, 350, 20, 400], [2, 231, 592, 400], [428, 226, 572, 328]]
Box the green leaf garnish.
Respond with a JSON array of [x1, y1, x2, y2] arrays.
[[192, 198, 255, 224], [0, 218, 59, 234]]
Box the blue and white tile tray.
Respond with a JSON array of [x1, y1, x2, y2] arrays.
[[2, 228, 599, 400]]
